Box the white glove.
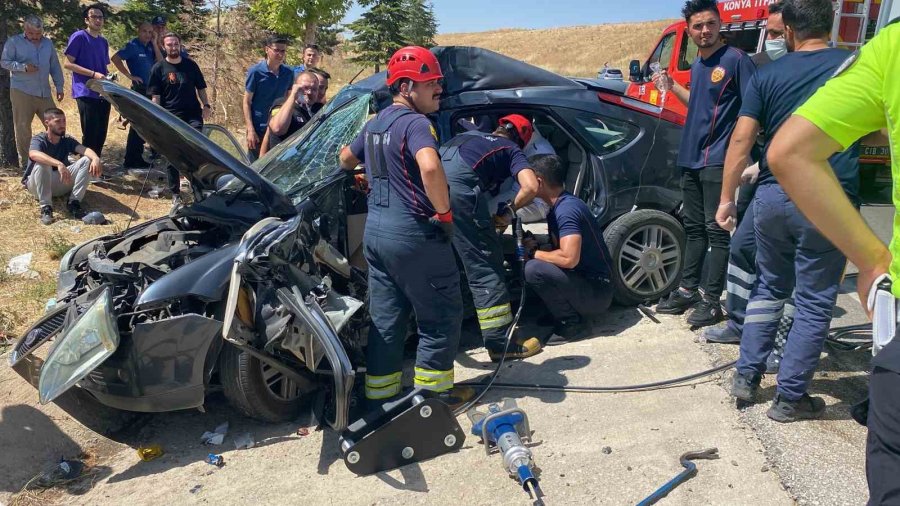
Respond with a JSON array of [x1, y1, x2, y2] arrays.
[[741, 163, 760, 185]]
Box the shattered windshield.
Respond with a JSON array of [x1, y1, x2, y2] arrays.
[[225, 88, 372, 204]]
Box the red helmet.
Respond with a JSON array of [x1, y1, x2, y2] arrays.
[[498, 114, 534, 148], [386, 46, 443, 86]]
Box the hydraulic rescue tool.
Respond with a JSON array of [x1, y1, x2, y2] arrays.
[[637, 448, 719, 505], [339, 389, 466, 476], [468, 399, 545, 505]]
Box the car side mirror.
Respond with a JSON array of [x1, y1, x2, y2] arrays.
[[629, 60, 642, 82]]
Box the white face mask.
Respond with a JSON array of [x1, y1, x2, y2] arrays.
[[765, 38, 788, 60]]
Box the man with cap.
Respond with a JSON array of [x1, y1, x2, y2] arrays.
[[111, 21, 162, 169], [439, 114, 541, 361], [339, 46, 472, 409]]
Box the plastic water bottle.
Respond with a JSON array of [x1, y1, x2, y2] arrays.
[[649, 62, 669, 106]]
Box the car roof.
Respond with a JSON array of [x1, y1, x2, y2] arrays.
[[352, 46, 584, 98]]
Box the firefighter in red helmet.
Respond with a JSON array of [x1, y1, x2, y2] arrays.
[[439, 113, 542, 360], [339, 46, 473, 409]]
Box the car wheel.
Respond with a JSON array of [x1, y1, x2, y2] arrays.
[[603, 209, 685, 305], [220, 343, 315, 422]]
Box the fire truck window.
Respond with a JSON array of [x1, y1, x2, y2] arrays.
[[678, 31, 699, 71], [645, 32, 676, 79], [723, 28, 763, 53]]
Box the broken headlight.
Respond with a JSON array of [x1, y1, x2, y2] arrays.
[[39, 287, 119, 404]]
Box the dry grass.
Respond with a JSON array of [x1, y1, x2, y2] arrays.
[[436, 20, 676, 77], [0, 173, 171, 339]]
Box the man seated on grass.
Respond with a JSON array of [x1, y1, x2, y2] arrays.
[[523, 154, 614, 340], [24, 107, 102, 225]]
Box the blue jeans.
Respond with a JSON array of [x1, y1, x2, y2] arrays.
[[736, 184, 845, 401]]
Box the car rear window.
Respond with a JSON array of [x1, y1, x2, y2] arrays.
[[561, 109, 639, 156]]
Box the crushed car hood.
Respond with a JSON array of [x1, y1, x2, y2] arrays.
[[88, 80, 295, 217]]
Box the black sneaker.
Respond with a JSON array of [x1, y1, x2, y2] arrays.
[[656, 289, 701, 315], [686, 297, 724, 327], [66, 200, 86, 219], [767, 393, 826, 423], [553, 319, 592, 341], [488, 336, 543, 362], [731, 372, 761, 403], [765, 351, 782, 374], [702, 322, 740, 343], [40, 205, 53, 226]]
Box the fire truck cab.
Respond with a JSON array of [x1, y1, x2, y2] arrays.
[[625, 0, 898, 200]]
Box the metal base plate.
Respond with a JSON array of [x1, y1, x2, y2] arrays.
[[341, 396, 465, 476]]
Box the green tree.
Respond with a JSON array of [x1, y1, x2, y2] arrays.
[[401, 0, 436, 48], [105, 0, 210, 49], [314, 22, 342, 55], [248, 0, 350, 44], [346, 0, 409, 72]]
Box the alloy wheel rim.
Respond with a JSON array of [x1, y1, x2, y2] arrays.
[[617, 224, 681, 296]]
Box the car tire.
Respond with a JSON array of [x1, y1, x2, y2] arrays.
[[220, 343, 313, 423], [603, 209, 685, 305]]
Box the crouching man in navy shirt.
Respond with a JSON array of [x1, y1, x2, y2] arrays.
[[523, 154, 614, 340]]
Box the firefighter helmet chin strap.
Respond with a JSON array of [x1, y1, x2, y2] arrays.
[[502, 122, 525, 148], [394, 78, 424, 115]]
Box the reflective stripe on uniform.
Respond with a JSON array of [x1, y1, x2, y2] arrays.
[[477, 303, 513, 330], [365, 371, 402, 400], [747, 299, 787, 311], [726, 280, 752, 300], [414, 367, 454, 392], [728, 262, 756, 284], [744, 298, 788, 323]]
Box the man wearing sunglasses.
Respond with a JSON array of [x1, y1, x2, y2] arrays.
[[243, 35, 293, 159]]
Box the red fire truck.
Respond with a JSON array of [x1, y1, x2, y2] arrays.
[[625, 0, 897, 197]]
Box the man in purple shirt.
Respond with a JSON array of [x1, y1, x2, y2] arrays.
[[63, 4, 111, 157]]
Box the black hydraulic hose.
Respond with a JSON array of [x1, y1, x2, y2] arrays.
[[461, 360, 736, 394], [452, 215, 737, 407], [453, 214, 527, 416]]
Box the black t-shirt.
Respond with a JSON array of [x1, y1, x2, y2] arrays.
[[267, 96, 311, 148], [22, 132, 81, 184], [147, 57, 206, 120], [739, 48, 860, 203]]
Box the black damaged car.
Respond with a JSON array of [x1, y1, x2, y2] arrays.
[[9, 47, 684, 430]]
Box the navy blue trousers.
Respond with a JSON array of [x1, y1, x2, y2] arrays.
[[868, 339, 900, 505], [736, 184, 845, 400], [525, 259, 612, 321], [448, 173, 511, 352], [363, 211, 463, 400]]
